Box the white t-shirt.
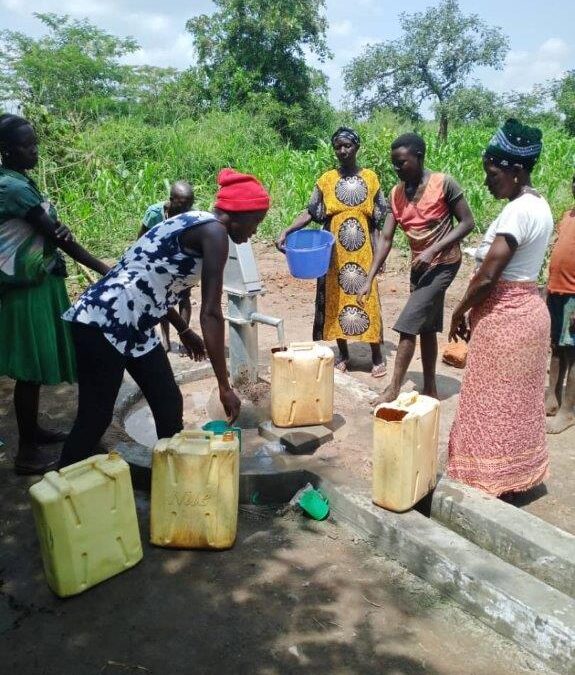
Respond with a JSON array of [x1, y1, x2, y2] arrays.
[[475, 192, 553, 282]]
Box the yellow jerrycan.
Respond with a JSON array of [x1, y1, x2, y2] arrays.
[[372, 392, 440, 512], [271, 342, 334, 428], [29, 452, 143, 597], [150, 429, 240, 550]]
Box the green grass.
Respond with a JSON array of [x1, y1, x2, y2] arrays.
[[34, 111, 575, 259]]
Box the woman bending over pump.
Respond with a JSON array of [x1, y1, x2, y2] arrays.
[[59, 169, 270, 468]]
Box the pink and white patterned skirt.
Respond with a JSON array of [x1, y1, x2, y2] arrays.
[[448, 281, 549, 496]]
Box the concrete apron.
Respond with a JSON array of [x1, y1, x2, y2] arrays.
[[114, 363, 575, 675]]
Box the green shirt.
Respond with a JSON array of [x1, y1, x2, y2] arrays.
[[141, 201, 167, 231], [0, 167, 57, 292]]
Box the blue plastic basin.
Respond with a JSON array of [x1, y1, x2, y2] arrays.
[[285, 229, 335, 279]]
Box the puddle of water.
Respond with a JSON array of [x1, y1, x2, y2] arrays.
[[124, 376, 271, 452]]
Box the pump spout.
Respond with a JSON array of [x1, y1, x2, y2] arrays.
[[249, 312, 285, 349]]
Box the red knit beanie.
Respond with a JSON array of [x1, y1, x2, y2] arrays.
[[214, 168, 270, 212]]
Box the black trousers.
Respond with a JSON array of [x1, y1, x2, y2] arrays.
[[59, 323, 183, 467]]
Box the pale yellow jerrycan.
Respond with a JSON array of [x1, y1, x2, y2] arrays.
[[372, 392, 440, 512], [271, 342, 334, 428], [28, 452, 143, 597], [150, 429, 240, 550]]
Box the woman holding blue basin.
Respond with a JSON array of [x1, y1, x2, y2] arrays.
[[276, 127, 387, 377]]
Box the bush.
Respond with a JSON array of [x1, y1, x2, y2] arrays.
[[31, 113, 575, 260]]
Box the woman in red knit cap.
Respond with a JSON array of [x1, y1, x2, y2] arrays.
[[59, 169, 270, 467]]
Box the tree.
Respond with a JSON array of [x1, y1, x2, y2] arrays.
[[0, 13, 138, 118], [343, 0, 509, 140], [185, 0, 333, 146], [437, 85, 503, 127], [553, 71, 575, 136]]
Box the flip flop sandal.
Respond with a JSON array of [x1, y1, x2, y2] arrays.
[[371, 363, 387, 378], [334, 359, 349, 373]]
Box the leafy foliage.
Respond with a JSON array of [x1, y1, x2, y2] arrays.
[[343, 0, 509, 139], [27, 114, 574, 262], [185, 0, 333, 147], [0, 13, 139, 118], [553, 71, 575, 136], [440, 84, 561, 128]]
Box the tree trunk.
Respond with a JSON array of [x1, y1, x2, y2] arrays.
[[438, 112, 448, 142]]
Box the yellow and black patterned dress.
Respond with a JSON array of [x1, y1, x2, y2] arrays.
[[309, 168, 386, 343]]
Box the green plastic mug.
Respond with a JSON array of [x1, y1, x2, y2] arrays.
[[298, 489, 329, 520], [201, 420, 242, 452]]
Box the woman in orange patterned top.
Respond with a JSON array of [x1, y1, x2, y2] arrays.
[[277, 127, 387, 377], [358, 133, 475, 402]]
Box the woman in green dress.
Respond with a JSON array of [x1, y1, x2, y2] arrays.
[[0, 114, 108, 474]]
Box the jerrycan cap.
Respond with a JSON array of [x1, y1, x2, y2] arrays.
[[202, 420, 242, 452]]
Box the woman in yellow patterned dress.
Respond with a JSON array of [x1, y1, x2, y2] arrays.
[[277, 127, 386, 376]]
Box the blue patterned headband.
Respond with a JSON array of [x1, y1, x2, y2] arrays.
[[484, 118, 542, 170]]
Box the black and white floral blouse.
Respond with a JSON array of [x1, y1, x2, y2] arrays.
[[63, 211, 214, 357]]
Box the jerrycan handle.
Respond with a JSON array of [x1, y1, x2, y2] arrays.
[[395, 392, 419, 408], [288, 342, 315, 351], [205, 453, 220, 548], [179, 430, 215, 440], [58, 454, 103, 478], [49, 454, 110, 494]]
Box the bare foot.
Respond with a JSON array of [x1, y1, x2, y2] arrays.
[[544, 393, 559, 416], [422, 387, 438, 399], [546, 410, 575, 434], [380, 384, 400, 403]]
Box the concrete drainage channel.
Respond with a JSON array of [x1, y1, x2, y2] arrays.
[[114, 363, 575, 675]]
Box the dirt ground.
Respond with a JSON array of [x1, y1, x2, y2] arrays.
[[253, 243, 575, 534], [0, 480, 547, 675], [0, 243, 571, 674], [124, 242, 574, 534]]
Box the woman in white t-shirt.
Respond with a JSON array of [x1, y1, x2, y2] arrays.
[[447, 119, 552, 498]]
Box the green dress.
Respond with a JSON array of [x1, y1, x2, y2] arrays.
[[0, 167, 76, 384]]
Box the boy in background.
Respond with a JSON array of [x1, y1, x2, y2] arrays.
[[139, 181, 195, 352], [546, 174, 575, 433]]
